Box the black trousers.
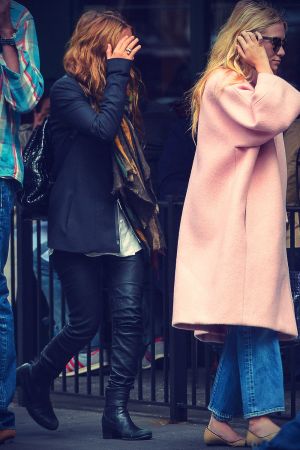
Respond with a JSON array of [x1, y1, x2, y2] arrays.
[[36, 250, 145, 389]]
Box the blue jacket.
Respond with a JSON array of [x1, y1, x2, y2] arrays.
[[48, 58, 132, 253]]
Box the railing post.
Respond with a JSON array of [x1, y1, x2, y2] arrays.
[[167, 196, 188, 422], [16, 207, 37, 369]]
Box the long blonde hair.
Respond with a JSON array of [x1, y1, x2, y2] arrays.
[[64, 10, 142, 126], [190, 0, 286, 138]]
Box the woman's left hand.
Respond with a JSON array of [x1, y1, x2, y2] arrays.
[[236, 31, 272, 73], [107, 35, 141, 61]]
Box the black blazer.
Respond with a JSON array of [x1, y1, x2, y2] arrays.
[[48, 58, 132, 253]]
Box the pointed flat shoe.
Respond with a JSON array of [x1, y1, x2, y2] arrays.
[[204, 427, 246, 447], [246, 429, 278, 446]]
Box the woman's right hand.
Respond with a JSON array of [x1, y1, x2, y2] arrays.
[[236, 31, 272, 73], [106, 35, 141, 61]]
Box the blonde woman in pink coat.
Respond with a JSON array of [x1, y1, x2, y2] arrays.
[[172, 0, 300, 447]]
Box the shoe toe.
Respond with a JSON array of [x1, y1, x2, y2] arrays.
[[28, 408, 59, 431], [134, 429, 152, 440]]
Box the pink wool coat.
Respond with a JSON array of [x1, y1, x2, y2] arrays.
[[172, 70, 300, 343]]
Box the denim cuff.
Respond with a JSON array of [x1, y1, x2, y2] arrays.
[[208, 406, 233, 422], [244, 407, 285, 420]]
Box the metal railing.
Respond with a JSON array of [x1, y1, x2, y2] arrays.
[[11, 200, 300, 420]]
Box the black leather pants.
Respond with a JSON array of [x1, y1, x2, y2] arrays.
[[33, 250, 145, 390]]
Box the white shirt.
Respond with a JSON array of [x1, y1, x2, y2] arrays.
[[86, 201, 141, 257]]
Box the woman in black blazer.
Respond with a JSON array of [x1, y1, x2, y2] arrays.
[[17, 10, 163, 441]]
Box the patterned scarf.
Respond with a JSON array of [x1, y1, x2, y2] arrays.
[[112, 115, 165, 253]]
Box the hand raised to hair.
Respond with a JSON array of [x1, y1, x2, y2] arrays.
[[236, 31, 272, 73], [106, 35, 141, 61]]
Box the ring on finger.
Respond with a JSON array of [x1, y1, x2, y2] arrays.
[[126, 47, 132, 55]]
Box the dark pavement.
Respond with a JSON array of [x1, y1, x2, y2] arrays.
[[8, 403, 249, 450]]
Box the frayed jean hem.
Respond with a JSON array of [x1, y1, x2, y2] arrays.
[[209, 406, 285, 421], [244, 407, 285, 419], [208, 407, 233, 422]]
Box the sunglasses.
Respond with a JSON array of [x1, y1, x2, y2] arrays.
[[262, 36, 287, 53]]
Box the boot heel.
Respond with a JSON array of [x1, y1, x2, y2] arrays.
[[102, 416, 118, 439], [102, 424, 120, 439]]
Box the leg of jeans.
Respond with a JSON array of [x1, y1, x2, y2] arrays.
[[208, 327, 243, 421], [256, 413, 300, 450], [40, 258, 63, 337], [0, 179, 16, 429], [50, 268, 63, 336], [33, 221, 63, 337], [32, 251, 102, 381], [236, 326, 284, 419], [106, 251, 144, 389]]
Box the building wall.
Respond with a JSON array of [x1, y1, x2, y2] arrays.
[[21, 0, 300, 98], [22, 0, 81, 83]]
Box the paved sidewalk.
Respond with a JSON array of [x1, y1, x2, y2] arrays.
[[9, 403, 247, 450]]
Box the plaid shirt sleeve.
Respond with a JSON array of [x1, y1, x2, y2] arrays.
[[0, 10, 44, 113]]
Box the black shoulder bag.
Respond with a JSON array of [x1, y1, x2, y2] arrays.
[[18, 116, 54, 217]]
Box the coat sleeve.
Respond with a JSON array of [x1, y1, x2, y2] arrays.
[[50, 59, 132, 142], [211, 72, 300, 147]]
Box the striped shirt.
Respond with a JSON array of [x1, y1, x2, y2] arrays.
[[0, 0, 44, 185]]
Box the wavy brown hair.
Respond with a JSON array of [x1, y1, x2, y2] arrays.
[[64, 10, 142, 127]]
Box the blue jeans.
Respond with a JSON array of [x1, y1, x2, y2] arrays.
[[209, 326, 284, 420], [257, 413, 300, 449], [0, 179, 16, 429]]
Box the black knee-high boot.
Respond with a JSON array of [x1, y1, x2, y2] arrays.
[[17, 318, 97, 431], [102, 387, 152, 440], [16, 361, 59, 430], [102, 305, 152, 440]]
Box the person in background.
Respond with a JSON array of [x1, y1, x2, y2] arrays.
[[146, 100, 195, 368], [0, 0, 43, 444], [17, 9, 164, 441], [284, 119, 300, 381], [173, 0, 300, 447], [285, 118, 300, 207], [158, 100, 195, 200]]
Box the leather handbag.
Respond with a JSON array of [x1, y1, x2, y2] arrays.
[[18, 116, 54, 217]]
